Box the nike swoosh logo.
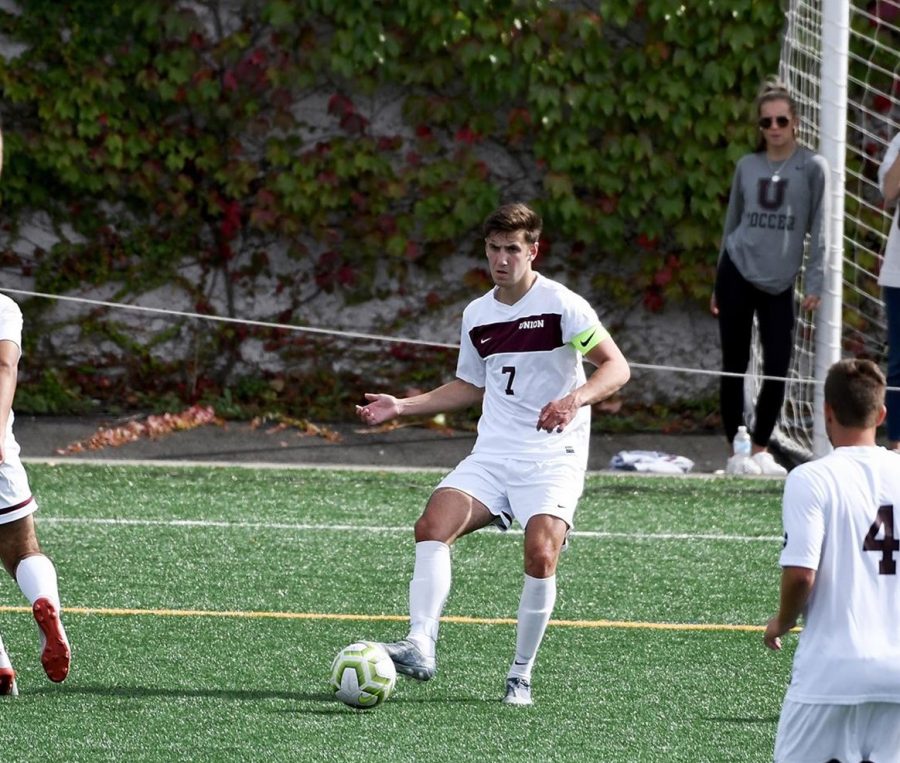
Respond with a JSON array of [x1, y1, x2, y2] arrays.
[[514, 660, 528, 666], [480, 337, 491, 344], [579, 331, 596, 347]]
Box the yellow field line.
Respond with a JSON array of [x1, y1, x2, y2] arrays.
[[0, 605, 786, 633]]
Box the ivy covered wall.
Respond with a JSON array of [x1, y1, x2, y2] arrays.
[[0, 1, 784, 418]]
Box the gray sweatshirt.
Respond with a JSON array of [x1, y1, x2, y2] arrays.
[[718, 146, 830, 296]]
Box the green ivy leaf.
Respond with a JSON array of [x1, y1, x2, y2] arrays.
[[263, 0, 296, 28]]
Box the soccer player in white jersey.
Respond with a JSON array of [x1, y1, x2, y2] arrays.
[[764, 359, 900, 761], [0, 127, 71, 696], [356, 202, 629, 705]]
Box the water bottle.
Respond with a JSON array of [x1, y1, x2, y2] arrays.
[[733, 425, 752, 458]]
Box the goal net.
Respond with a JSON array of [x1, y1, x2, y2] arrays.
[[749, 0, 898, 461]]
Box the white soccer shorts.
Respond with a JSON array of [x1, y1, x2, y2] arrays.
[[435, 452, 584, 531], [775, 698, 900, 762], [0, 454, 36, 525]]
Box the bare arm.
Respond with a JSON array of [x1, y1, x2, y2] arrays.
[[356, 378, 485, 426], [763, 565, 815, 651], [0, 341, 20, 464], [535, 336, 630, 433]]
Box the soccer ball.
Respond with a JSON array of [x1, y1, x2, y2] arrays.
[[329, 641, 397, 709]]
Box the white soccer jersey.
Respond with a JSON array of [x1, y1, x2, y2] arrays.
[[780, 446, 900, 704], [0, 294, 23, 352], [456, 273, 607, 465]]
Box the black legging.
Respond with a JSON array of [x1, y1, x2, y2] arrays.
[[715, 253, 795, 448]]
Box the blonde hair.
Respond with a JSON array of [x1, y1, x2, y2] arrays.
[[754, 77, 799, 152]]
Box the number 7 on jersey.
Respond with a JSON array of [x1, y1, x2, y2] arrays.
[[501, 366, 516, 396]]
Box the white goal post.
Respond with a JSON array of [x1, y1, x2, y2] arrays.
[[749, 0, 899, 461]]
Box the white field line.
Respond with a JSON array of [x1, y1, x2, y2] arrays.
[[37, 515, 783, 543], [22, 456, 449, 473], [21, 456, 747, 479]]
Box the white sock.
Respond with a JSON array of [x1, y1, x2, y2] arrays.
[[407, 540, 451, 659], [15, 555, 60, 608], [0, 635, 10, 670], [508, 574, 557, 681]]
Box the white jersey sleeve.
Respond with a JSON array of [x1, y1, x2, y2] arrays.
[[0, 295, 23, 356], [779, 469, 826, 570], [456, 303, 487, 389], [560, 290, 604, 348]]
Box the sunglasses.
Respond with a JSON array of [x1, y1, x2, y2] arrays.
[[758, 115, 791, 129]]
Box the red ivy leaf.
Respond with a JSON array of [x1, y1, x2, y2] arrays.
[[643, 287, 664, 312], [327, 93, 354, 116], [222, 69, 239, 92], [873, 94, 892, 113]]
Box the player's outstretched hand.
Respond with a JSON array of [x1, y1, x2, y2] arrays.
[[536, 394, 578, 433], [356, 393, 401, 426]]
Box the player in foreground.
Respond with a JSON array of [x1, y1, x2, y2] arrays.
[[0, 127, 71, 696], [356, 202, 629, 706], [764, 359, 900, 761]]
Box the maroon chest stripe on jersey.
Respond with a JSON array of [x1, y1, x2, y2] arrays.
[[469, 313, 563, 358]]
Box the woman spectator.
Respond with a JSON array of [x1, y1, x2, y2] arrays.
[[711, 78, 830, 475]]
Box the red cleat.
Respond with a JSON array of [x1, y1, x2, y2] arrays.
[[0, 666, 18, 696], [32, 598, 70, 683]]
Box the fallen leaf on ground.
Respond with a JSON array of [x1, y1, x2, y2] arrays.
[[56, 405, 224, 454]]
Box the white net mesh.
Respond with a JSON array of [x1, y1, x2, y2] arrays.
[[748, 0, 899, 461]]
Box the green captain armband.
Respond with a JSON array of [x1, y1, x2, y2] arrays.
[[569, 324, 608, 354]]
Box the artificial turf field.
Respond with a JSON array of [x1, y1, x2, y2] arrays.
[[0, 463, 792, 762]]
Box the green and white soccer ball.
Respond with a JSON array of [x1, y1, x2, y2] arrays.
[[330, 641, 397, 709]]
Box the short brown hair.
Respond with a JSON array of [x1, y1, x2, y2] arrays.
[[824, 359, 886, 428], [482, 203, 542, 244]]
